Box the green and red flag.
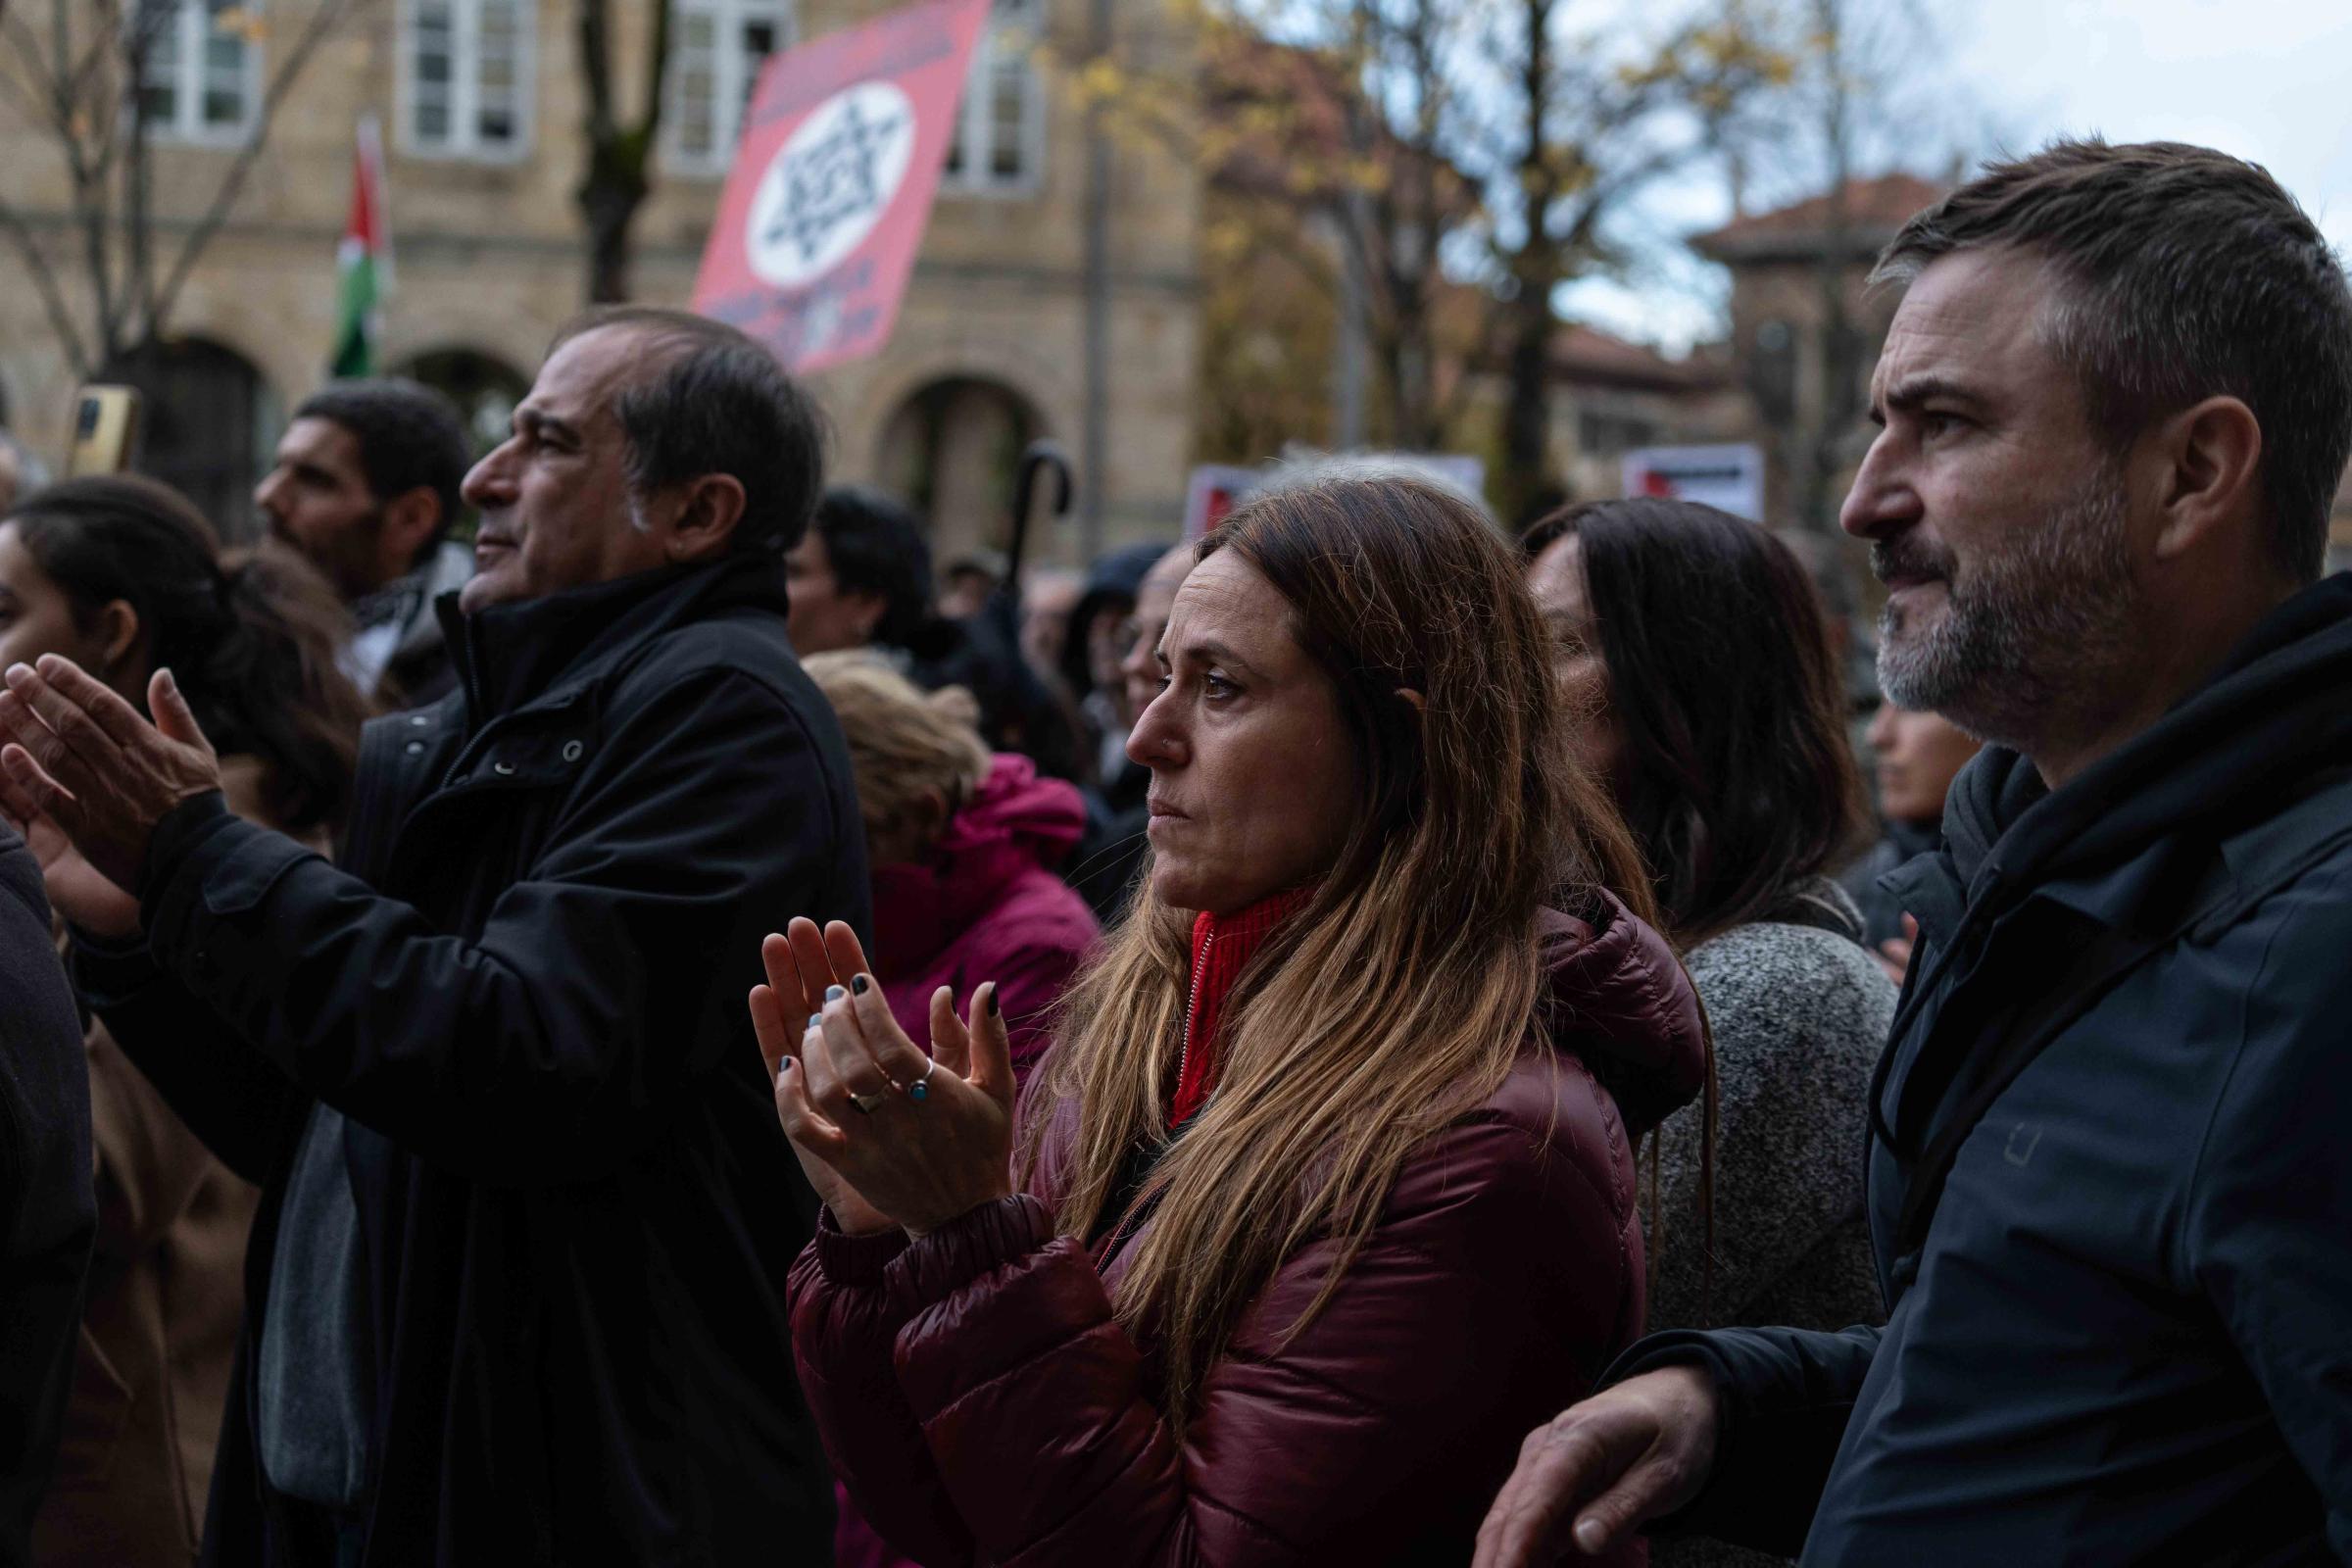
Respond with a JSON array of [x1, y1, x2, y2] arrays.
[[330, 114, 390, 377]]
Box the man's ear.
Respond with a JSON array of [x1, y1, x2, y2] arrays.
[[664, 473, 750, 564], [2150, 396, 2263, 564], [381, 487, 445, 575]]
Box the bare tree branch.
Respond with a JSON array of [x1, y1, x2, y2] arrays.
[[147, 0, 372, 343], [0, 186, 91, 373]]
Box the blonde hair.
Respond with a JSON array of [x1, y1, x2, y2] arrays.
[[1020, 473, 1655, 1431], [802, 652, 989, 847]]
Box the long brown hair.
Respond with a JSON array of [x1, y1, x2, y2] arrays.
[[1021, 470, 1652, 1427]]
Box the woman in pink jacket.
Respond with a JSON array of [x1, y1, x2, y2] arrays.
[[802, 654, 1099, 1084]]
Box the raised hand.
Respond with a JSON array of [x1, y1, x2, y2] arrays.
[[1473, 1365, 1722, 1566], [0, 659, 221, 891], [750, 920, 899, 1236], [0, 767, 140, 937], [753, 915, 1017, 1240]]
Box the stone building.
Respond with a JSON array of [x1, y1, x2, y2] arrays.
[[1690, 172, 1946, 533], [0, 0, 1200, 563]]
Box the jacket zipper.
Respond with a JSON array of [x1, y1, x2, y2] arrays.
[[1176, 929, 1213, 1107]]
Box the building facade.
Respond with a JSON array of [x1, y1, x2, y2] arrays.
[[0, 0, 1200, 562]]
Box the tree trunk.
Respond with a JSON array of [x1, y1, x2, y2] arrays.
[[1495, 0, 1558, 525], [578, 145, 649, 304]]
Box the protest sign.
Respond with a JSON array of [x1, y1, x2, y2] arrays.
[[692, 0, 991, 373], [1621, 443, 1766, 521]]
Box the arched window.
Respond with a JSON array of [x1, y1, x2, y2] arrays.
[[877, 375, 1044, 563], [663, 0, 798, 175], [105, 337, 276, 541], [943, 0, 1045, 197], [396, 346, 531, 456]]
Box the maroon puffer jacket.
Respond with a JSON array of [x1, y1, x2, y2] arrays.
[[788, 893, 1705, 1566]]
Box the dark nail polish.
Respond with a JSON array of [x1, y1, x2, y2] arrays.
[[852, 973, 870, 996], [986, 987, 1001, 1018], [776, 1057, 794, 1082]]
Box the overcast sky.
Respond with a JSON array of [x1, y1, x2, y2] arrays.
[[1561, 0, 2352, 352]]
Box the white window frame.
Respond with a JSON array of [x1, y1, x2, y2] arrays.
[[942, 0, 1046, 199], [137, 0, 263, 147], [661, 0, 798, 178], [396, 0, 536, 164]]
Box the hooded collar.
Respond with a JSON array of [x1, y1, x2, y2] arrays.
[[438, 552, 789, 727], [1160, 886, 1706, 1138], [869, 755, 1087, 976], [1533, 891, 1707, 1139]]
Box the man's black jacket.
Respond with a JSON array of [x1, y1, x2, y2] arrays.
[[1616, 573, 2352, 1565], [76, 555, 870, 1566], [0, 827, 93, 1568]]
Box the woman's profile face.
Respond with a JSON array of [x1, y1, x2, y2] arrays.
[[1527, 533, 1625, 797], [1128, 549, 1356, 915], [0, 522, 110, 681]]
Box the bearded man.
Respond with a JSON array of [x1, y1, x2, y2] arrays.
[[255, 379, 473, 707], [1477, 139, 2352, 1567]]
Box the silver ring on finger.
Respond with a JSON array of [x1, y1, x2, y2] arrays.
[[906, 1056, 938, 1104]]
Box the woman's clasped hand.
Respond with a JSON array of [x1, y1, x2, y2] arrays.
[[747, 915, 1016, 1239]]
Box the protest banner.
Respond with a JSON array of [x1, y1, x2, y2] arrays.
[[692, 0, 991, 373], [1621, 443, 1767, 521]]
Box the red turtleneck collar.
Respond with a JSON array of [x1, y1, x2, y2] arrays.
[[1169, 884, 1317, 1126]]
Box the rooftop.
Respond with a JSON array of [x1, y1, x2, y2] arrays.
[[1691, 172, 1950, 263]]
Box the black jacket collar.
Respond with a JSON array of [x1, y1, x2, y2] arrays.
[[437, 553, 789, 727]]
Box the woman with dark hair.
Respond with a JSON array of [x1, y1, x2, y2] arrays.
[[753, 469, 1707, 1564], [0, 474, 368, 1566], [1517, 500, 1893, 1535]]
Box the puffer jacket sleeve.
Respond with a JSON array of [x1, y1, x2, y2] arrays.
[[789, 1215, 978, 1568], [817, 1063, 1642, 1567]]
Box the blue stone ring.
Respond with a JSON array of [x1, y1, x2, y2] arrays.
[[906, 1057, 938, 1104]]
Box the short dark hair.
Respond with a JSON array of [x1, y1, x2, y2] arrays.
[[550, 306, 826, 555], [292, 378, 471, 564], [1522, 498, 1868, 949], [1874, 139, 2352, 583], [811, 484, 934, 647]]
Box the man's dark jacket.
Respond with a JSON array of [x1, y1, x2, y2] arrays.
[[75, 555, 870, 1565], [0, 827, 93, 1568], [1616, 573, 2352, 1565]]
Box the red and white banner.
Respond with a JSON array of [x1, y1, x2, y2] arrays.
[[692, 0, 991, 374]]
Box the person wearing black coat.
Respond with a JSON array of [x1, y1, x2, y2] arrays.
[[0, 309, 865, 1565], [0, 825, 93, 1568], [1476, 141, 2352, 1568]]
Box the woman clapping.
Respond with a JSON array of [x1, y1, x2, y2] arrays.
[[753, 469, 1706, 1566]]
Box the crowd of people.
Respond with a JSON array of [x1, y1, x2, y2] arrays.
[[0, 135, 2344, 1568]]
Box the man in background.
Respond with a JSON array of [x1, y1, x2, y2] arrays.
[[255, 379, 471, 708], [1843, 700, 1982, 976]]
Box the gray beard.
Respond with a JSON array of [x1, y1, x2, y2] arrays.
[[1876, 473, 2139, 753]]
